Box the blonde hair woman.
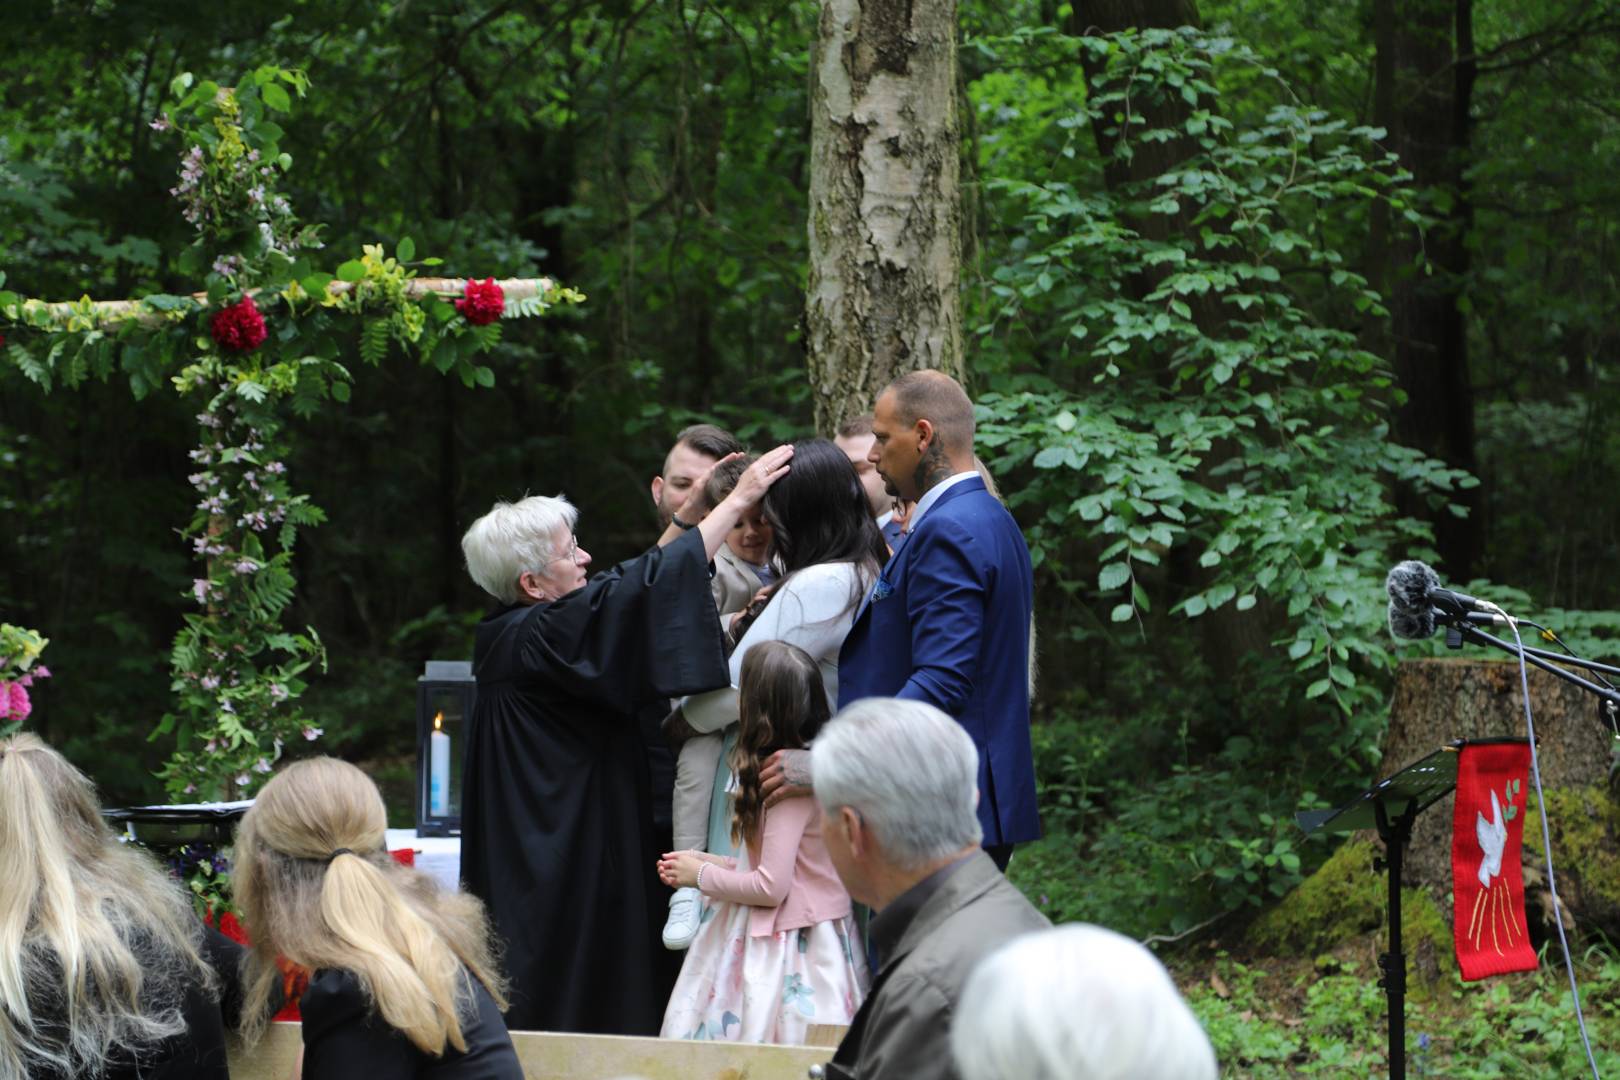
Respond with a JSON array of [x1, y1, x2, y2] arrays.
[[233, 756, 521, 1079], [0, 733, 228, 1080]]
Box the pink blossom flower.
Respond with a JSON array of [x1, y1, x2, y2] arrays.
[[192, 578, 213, 604], [302, 726, 323, 741], [5, 682, 31, 722], [252, 758, 272, 774], [32, 666, 49, 679], [268, 683, 288, 702]]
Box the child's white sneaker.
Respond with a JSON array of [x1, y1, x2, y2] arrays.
[[662, 886, 702, 950]]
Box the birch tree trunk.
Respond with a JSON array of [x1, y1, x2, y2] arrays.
[[806, 0, 964, 435]]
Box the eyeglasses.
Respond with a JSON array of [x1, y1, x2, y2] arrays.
[[551, 534, 580, 565]]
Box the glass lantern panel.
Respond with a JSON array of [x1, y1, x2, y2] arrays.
[[424, 687, 467, 819]]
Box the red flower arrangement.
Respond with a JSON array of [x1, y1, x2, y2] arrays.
[[210, 296, 268, 352], [455, 278, 505, 325]]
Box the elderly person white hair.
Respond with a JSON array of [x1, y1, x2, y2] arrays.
[[460, 494, 584, 605], [455, 447, 795, 1036], [952, 924, 1218, 1080], [812, 699, 1049, 1080]]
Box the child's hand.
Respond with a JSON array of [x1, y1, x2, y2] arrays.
[[658, 850, 707, 889]]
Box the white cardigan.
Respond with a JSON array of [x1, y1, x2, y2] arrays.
[[682, 561, 869, 734]]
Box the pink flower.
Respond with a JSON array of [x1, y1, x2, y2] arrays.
[[455, 278, 504, 325], [301, 726, 323, 741], [32, 666, 49, 679], [5, 682, 31, 722]]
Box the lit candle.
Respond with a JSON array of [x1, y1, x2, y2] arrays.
[[429, 711, 451, 817]]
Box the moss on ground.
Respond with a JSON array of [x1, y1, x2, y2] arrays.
[[1247, 837, 1455, 991]]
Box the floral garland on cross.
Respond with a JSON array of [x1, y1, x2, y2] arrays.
[[0, 67, 582, 817]]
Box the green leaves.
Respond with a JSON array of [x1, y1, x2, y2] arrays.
[[1099, 562, 1132, 591], [335, 260, 367, 282], [260, 81, 291, 113]]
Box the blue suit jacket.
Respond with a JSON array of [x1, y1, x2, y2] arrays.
[[837, 476, 1040, 846]]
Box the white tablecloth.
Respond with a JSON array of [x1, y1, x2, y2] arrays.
[[385, 829, 462, 893]]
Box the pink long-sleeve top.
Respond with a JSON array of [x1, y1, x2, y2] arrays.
[[697, 795, 853, 938]]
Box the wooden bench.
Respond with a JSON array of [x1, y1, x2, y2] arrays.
[[227, 1023, 838, 1080]]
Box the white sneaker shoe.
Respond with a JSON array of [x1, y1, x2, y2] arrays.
[[662, 886, 702, 950]]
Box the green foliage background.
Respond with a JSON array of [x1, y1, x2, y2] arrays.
[[3, 0, 1619, 966]]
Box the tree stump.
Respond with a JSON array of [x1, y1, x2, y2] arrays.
[[1380, 657, 1619, 938]]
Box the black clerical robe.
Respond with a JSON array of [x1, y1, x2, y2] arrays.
[[460, 528, 728, 1035]]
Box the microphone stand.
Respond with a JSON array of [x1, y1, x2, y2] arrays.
[[1446, 621, 1620, 709]]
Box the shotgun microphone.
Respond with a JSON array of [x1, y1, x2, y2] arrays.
[[1385, 560, 1503, 640]]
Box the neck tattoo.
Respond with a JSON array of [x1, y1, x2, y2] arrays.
[[913, 444, 954, 496]]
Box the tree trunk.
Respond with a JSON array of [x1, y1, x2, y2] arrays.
[[1380, 658, 1620, 939], [806, 0, 963, 435], [1380, 0, 1481, 579]]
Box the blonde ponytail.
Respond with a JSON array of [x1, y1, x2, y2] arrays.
[[235, 758, 506, 1055]]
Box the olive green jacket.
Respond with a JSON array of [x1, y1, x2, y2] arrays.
[[823, 851, 1051, 1080]]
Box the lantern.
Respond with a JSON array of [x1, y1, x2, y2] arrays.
[[417, 659, 474, 836]]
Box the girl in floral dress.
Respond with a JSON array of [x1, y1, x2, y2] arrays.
[[657, 640, 869, 1044]]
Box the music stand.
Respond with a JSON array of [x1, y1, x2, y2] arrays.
[[1296, 738, 1528, 1079]]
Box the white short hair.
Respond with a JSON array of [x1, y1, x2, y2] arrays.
[[811, 698, 982, 869], [461, 495, 578, 604], [952, 924, 1218, 1080]]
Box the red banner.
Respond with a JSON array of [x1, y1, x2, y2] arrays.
[[1452, 741, 1536, 980]]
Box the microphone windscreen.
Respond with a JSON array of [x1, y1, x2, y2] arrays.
[[1386, 560, 1439, 614], [1387, 600, 1437, 640]]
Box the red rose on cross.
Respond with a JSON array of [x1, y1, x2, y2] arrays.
[[455, 278, 505, 325], [210, 296, 268, 352]]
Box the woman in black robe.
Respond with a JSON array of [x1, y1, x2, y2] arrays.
[[458, 446, 792, 1035]]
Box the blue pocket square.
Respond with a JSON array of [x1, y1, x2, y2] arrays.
[[874, 579, 895, 601]]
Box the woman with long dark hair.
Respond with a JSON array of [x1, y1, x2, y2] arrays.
[[660, 438, 886, 948]]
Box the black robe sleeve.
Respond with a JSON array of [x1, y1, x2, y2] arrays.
[[511, 527, 729, 709]]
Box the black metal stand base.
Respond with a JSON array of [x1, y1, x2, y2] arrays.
[[1374, 800, 1418, 1079]]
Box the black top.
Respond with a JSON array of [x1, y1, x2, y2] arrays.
[[458, 529, 730, 1034], [23, 925, 240, 1080], [300, 968, 522, 1080]]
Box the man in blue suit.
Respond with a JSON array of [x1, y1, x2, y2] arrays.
[[765, 370, 1039, 869], [837, 370, 1039, 867]]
